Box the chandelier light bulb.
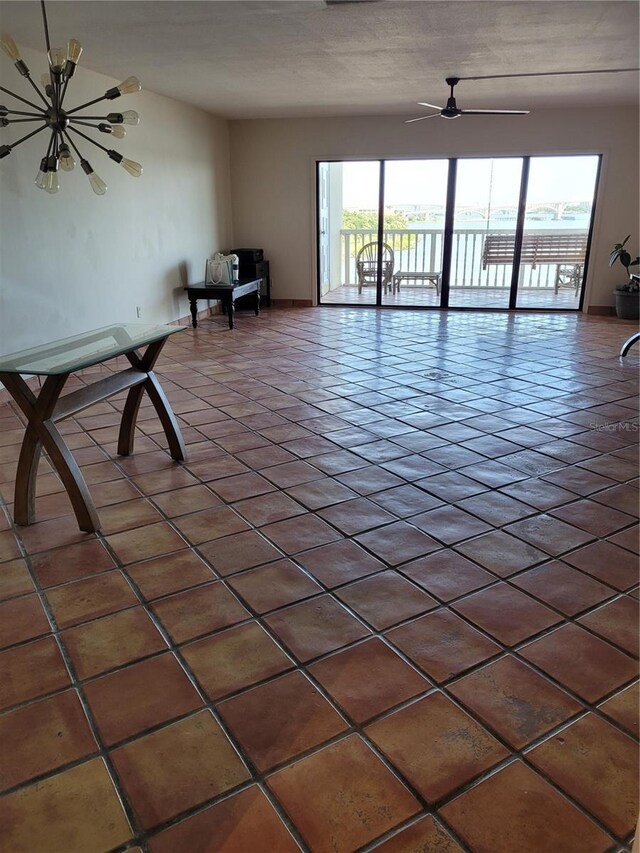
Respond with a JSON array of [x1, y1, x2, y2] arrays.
[[47, 47, 65, 71], [59, 146, 75, 171], [111, 125, 126, 139], [0, 34, 21, 62], [120, 110, 140, 126], [45, 169, 59, 193], [120, 158, 143, 178], [88, 172, 107, 195], [66, 39, 83, 64], [35, 158, 48, 189], [117, 76, 142, 95]]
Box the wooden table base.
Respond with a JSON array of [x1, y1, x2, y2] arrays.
[[1, 336, 186, 533]]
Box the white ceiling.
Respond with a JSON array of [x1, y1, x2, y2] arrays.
[[0, 1, 638, 119]]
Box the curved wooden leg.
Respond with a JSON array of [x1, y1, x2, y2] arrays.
[[117, 384, 145, 456], [40, 421, 100, 532], [13, 427, 42, 525], [144, 373, 187, 461]]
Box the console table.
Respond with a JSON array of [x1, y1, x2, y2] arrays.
[[185, 279, 261, 329], [0, 324, 186, 533]]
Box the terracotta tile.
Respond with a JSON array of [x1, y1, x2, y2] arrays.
[[562, 540, 639, 590], [512, 560, 616, 616], [97, 497, 164, 534], [450, 655, 581, 748], [148, 786, 299, 853], [591, 483, 640, 516], [598, 681, 639, 737], [0, 593, 51, 649], [400, 550, 495, 601], [369, 483, 444, 517], [367, 692, 508, 802], [126, 549, 216, 600], [577, 596, 639, 655], [233, 491, 306, 526], [371, 814, 463, 852], [459, 459, 527, 488], [0, 558, 34, 602], [16, 516, 93, 555], [318, 497, 396, 535], [504, 514, 594, 557], [132, 466, 200, 494], [337, 465, 405, 495], [550, 498, 636, 537], [45, 570, 138, 629], [210, 472, 278, 502], [265, 594, 371, 661], [172, 505, 249, 545], [456, 490, 535, 525], [521, 623, 638, 702], [455, 530, 548, 577], [578, 452, 638, 482], [355, 521, 440, 565], [286, 477, 359, 509], [309, 637, 429, 723], [106, 521, 188, 564], [296, 539, 385, 586], [261, 514, 342, 554], [410, 505, 493, 545], [440, 760, 611, 853], [453, 583, 561, 646], [186, 455, 249, 482], [62, 607, 168, 679], [0, 636, 70, 711], [198, 530, 283, 575], [182, 621, 292, 700], [84, 653, 202, 745], [528, 713, 639, 839], [0, 758, 132, 853], [500, 477, 577, 510], [267, 735, 420, 852], [336, 571, 437, 630], [541, 465, 617, 496], [0, 689, 97, 791], [227, 559, 322, 613], [386, 610, 500, 683], [30, 539, 116, 587], [608, 524, 640, 554], [262, 460, 325, 488], [151, 581, 249, 644], [417, 471, 488, 502], [219, 670, 346, 771], [150, 484, 221, 518], [111, 709, 250, 830]]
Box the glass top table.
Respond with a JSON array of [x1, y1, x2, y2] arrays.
[[0, 323, 183, 376], [0, 323, 187, 532]]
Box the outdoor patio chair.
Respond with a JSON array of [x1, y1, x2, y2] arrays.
[[356, 242, 395, 294]]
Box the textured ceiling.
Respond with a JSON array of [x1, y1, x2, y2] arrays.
[[0, 1, 638, 119]]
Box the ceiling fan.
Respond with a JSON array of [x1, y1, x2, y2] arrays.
[[407, 76, 529, 123]]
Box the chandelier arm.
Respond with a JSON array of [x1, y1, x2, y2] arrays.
[[4, 117, 45, 124], [4, 109, 45, 117], [61, 129, 83, 160], [25, 76, 50, 109], [0, 86, 44, 112], [44, 129, 55, 162], [69, 115, 112, 122], [66, 96, 108, 116], [41, 0, 52, 53], [67, 125, 110, 154], [5, 122, 48, 153]]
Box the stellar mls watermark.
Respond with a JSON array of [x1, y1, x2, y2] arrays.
[[591, 422, 639, 432]]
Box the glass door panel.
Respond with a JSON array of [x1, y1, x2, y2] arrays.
[[381, 160, 448, 307], [318, 161, 381, 305], [516, 156, 599, 309], [449, 158, 523, 308]]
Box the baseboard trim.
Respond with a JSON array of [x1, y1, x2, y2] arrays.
[[587, 305, 616, 316], [271, 299, 313, 308]]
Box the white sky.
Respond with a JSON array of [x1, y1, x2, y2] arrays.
[[340, 156, 599, 208]]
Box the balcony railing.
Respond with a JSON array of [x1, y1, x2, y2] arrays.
[[339, 228, 587, 289]]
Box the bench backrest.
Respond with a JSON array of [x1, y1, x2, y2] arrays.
[[482, 232, 588, 269]]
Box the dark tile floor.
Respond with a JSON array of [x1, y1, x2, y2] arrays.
[[0, 306, 638, 853]]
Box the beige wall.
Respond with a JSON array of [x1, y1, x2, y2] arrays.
[[0, 48, 232, 355], [229, 108, 639, 308]]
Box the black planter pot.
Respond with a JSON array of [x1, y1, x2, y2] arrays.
[[614, 290, 640, 320]]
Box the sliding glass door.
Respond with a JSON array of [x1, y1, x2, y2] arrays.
[[317, 154, 600, 311]]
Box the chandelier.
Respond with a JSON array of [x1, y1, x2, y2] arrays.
[[0, 0, 142, 195]]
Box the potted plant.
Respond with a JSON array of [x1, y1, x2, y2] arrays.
[[609, 235, 640, 320]]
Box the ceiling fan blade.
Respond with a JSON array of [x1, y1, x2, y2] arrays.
[[405, 114, 440, 123], [418, 102, 444, 110], [459, 109, 530, 115]]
